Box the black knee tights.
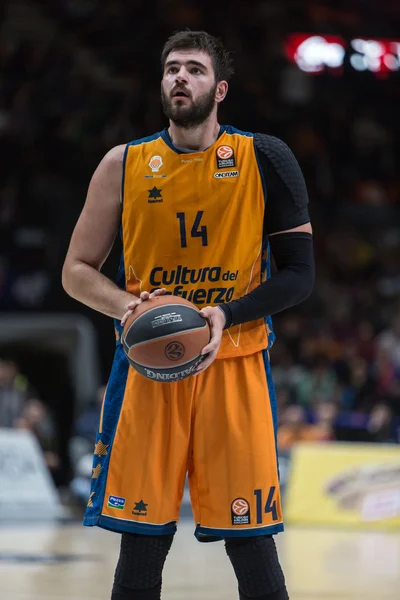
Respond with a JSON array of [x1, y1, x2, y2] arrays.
[[111, 533, 174, 600], [225, 535, 289, 600]]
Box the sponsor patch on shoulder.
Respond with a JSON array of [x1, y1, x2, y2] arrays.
[[216, 145, 235, 168]]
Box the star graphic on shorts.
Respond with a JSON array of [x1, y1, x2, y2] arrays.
[[92, 464, 101, 479], [94, 440, 109, 456], [133, 500, 148, 512], [148, 186, 162, 200]]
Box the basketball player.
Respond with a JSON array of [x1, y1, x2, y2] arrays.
[[62, 30, 314, 600]]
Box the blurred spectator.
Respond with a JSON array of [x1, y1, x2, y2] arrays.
[[0, 357, 62, 482], [278, 404, 334, 452], [0, 358, 29, 427], [340, 356, 376, 411], [14, 396, 62, 483], [295, 356, 337, 407], [376, 315, 400, 371], [367, 403, 397, 443]]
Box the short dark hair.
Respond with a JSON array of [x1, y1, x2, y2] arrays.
[[161, 30, 234, 82]]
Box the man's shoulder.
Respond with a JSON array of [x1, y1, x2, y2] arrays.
[[252, 134, 299, 171], [222, 125, 254, 138], [104, 144, 127, 165], [253, 133, 291, 153], [126, 130, 164, 148], [223, 127, 290, 158]]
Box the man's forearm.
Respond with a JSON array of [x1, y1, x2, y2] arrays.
[[219, 232, 314, 327], [62, 261, 134, 320]]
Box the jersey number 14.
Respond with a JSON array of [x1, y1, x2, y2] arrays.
[[176, 211, 208, 248]]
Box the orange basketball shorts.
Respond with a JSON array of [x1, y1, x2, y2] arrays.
[[83, 346, 283, 541]]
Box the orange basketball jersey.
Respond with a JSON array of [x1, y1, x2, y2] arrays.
[[119, 125, 275, 358]]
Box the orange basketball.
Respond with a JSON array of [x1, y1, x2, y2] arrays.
[[121, 295, 210, 382]]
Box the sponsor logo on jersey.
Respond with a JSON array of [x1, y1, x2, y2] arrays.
[[216, 145, 236, 169], [214, 170, 239, 179], [132, 499, 148, 516], [108, 495, 126, 510], [231, 498, 251, 525], [149, 265, 239, 306], [180, 157, 203, 164], [148, 186, 163, 203], [148, 155, 163, 172]]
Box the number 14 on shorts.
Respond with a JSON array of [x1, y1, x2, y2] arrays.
[[254, 487, 278, 523]]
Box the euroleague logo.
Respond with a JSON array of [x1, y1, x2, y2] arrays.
[[165, 341, 185, 361], [216, 145, 234, 160], [231, 497, 251, 525], [231, 498, 250, 516], [216, 145, 236, 169]]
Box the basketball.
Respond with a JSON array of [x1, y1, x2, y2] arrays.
[[121, 295, 211, 382]]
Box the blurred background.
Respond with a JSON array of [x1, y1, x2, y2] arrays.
[[0, 0, 399, 518]]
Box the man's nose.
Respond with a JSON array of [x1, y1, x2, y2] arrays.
[[175, 67, 189, 84]]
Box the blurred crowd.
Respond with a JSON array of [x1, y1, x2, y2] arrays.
[[0, 354, 104, 495], [0, 0, 399, 487], [0, 357, 62, 481]]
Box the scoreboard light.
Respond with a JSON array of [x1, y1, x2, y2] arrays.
[[286, 34, 400, 76], [286, 34, 346, 74]]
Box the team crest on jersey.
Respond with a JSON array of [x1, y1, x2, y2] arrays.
[[231, 497, 251, 525], [216, 145, 235, 169], [148, 155, 163, 172]]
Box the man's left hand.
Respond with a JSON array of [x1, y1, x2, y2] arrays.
[[194, 306, 226, 374]]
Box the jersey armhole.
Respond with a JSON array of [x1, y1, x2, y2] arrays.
[[253, 134, 268, 206], [120, 143, 130, 207]]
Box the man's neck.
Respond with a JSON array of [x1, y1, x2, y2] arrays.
[[168, 118, 220, 152]]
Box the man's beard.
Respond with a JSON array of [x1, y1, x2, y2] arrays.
[[161, 84, 217, 129]]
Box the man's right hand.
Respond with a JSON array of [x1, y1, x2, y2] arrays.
[[121, 288, 167, 326]]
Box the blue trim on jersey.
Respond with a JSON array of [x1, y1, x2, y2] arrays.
[[223, 125, 253, 138], [83, 344, 129, 527], [127, 131, 163, 147], [195, 522, 284, 543], [253, 138, 268, 206], [121, 144, 129, 209], [262, 349, 279, 478], [261, 240, 276, 351], [114, 225, 126, 343], [119, 132, 161, 323], [116, 225, 125, 290], [159, 129, 175, 152], [265, 243, 276, 348], [84, 515, 177, 536], [160, 126, 225, 153]]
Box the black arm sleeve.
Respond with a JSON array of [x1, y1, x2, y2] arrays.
[[217, 135, 314, 328], [255, 133, 310, 234], [218, 232, 315, 327]]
